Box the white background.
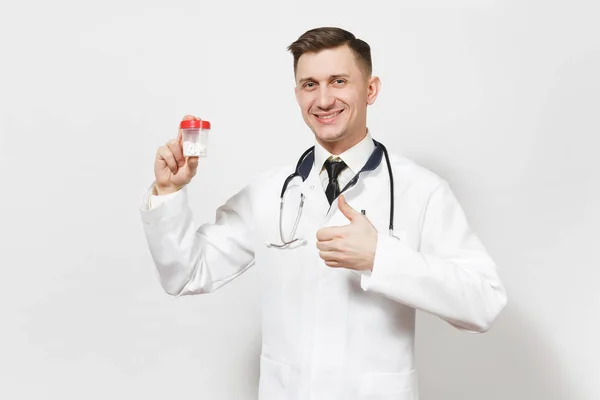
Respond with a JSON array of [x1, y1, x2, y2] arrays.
[[1, 0, 599, 399]]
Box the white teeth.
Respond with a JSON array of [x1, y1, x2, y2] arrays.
[[317, 111, 341, 119]]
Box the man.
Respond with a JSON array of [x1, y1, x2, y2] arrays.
[[140, 27, 507, 400]]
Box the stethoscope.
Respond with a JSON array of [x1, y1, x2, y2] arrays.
[[268, 139, 395, 248]]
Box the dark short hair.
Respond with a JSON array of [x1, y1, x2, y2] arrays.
[[287, 27, 372, 77]]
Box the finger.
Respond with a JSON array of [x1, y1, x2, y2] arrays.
[[185, 156, 199, 178], [167, 138, 185, 167], [325, 260, 341, 268], [157, 146, 178, 174], [319, 250, 347, 263], [316, 226, 344, 242], [319, 250, 339, 262], [316, 238, 341, 252], [316, 228, 332, 242], [317, 225, 350, 241]]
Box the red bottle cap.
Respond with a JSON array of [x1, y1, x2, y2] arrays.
[[180, 119, 211, 129]]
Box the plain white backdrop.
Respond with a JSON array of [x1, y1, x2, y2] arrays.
[[1, 0, 599, 399]]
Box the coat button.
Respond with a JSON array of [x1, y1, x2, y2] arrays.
[[310, 185, 315, 189]]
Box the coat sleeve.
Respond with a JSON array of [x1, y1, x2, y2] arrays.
[[139, 181, 257, 297], [360, 180, 507, 333]]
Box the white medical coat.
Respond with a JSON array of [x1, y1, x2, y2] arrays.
[[139, 149, 507, 400]]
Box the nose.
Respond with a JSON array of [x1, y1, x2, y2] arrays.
[[316, 86, 335, 110]]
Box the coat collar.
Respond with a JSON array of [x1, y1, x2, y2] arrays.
[[313, 130, 376, 177], [297, 137, 387, 222]]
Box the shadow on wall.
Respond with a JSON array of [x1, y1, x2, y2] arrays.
[[417, 51, 600, 400], [415, 306, 575, 400]]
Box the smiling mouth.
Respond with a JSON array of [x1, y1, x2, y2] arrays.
[[313, 110, 343, 123]]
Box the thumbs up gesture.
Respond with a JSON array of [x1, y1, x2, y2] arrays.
[[316, 195, 378, 271]]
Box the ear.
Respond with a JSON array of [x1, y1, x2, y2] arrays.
[[366, 76, 381, 105], [294, 86, 300, 104]]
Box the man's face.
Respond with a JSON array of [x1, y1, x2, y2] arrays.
[[294, 45, 379, 151]]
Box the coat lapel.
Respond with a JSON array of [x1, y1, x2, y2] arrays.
[[295, 140, 391, 234], [324, 165, 389, 230], [298, 165, 330, 224]]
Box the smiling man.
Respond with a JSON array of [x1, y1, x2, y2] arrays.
[[292, 36, 380, 156], [140, 27, 507, 400]]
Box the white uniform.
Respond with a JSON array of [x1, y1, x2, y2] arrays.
[[139, 133, 507, 400]]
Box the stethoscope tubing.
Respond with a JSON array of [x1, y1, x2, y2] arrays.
[[273, 140, 394, 247]]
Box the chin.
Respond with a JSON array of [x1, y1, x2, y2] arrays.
[[313, 128, 345, 142], [311, 121, 348, 140]]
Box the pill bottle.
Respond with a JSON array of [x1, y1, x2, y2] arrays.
[[180, 119, 211, 157]]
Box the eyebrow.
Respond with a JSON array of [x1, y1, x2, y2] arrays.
[[298, 74, 350, 85]]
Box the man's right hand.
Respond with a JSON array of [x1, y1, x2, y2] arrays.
[[154, 115, 200, 195]]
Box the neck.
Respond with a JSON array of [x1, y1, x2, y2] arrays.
[[318, 128, 368, 155]]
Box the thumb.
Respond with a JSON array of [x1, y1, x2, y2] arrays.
[[338, 195, 359, 221], [177, 115, 198, 142]]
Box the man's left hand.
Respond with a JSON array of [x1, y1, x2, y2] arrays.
[[316, 195, 378, 271]]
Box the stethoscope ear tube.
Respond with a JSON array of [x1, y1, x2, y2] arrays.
[[273, 140, 396, 248], [380, 143, 394, 233], [280, 173, 297, 198], [280, 146, 314, 198]]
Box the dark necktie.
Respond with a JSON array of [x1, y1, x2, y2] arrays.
[[324, 157, 348, 205]]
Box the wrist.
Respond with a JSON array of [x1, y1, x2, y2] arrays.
[[154, 183, 181, 196]]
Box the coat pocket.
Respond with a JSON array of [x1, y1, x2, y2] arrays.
[[258, 354, 291, 399], [358, 369, 418, 399]]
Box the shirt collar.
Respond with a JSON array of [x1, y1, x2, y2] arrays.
[[314, 129, 375, 175]]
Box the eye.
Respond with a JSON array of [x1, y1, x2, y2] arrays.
[[303, 81, 317, 89], [333, 78, 346, 85]]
